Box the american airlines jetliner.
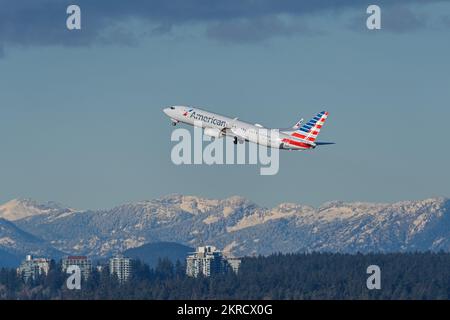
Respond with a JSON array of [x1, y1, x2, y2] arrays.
[[163, 106, 334, 150]]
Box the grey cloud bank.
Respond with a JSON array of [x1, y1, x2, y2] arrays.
[[0, 0, 445, 51]]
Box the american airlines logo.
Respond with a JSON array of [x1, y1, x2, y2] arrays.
[[188, 111, 227, 128]]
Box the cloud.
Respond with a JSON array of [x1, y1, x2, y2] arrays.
[[0, 0, 444, 50], [381, 6, 428, 33], [347, 5, 430, 33], [206, 16, 320, 44]]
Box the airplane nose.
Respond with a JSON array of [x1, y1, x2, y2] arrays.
[[163, 106, 176, 115]]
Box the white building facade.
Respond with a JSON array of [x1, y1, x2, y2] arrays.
[[186, 246, 241, 277], [17, 255, 50, 281], [61, 256, 92, 279], [109, 255, 132, 283]]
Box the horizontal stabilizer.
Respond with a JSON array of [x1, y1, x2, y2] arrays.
[[315, 142, 335, 146]]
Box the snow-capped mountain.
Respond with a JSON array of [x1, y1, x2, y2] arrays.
[[0, 198, 76, 221], [1, 195, 448, 258]]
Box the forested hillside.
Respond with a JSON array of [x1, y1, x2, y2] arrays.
[[1, 252, 449, 300]]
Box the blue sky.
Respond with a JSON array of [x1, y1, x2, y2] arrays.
[[1, 0, 450, 209]]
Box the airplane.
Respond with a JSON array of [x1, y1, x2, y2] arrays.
[[163, 106, 334, 150]]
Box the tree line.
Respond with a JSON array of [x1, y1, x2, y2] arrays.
[[1, 252, 449, 299]]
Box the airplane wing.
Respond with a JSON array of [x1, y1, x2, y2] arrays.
[[220, 126, 246, 143], [222, 127, 241, 138], [222, 117, 246, 143]]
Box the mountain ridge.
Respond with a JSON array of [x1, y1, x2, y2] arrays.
[[0, 217, 65, 262], [0, 195, 449, 258], [0, 198, 77, 221]]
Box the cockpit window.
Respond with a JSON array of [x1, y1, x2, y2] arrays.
[[170, 107, 175, 110]]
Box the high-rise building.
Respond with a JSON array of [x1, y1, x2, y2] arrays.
[[109, 255, 132, 283], [186, 246, 241, 277], [61, 256, 92, 279], [17, 255, 50, 281]]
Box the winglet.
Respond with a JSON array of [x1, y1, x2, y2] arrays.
[[292, 118, 304, 130]]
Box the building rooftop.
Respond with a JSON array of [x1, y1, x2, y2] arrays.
[[66, 256, 89, 260]]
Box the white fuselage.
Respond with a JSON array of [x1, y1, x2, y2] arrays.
[[163, 106, 314, 150]]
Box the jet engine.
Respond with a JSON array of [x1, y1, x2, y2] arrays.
[[204, 128, 224, 138]]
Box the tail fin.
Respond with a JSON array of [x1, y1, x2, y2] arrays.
[[291, 111, 329, 142]]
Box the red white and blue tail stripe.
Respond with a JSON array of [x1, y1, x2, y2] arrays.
[[291, 111, 328, 142], [281, 111, 329, 150]]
